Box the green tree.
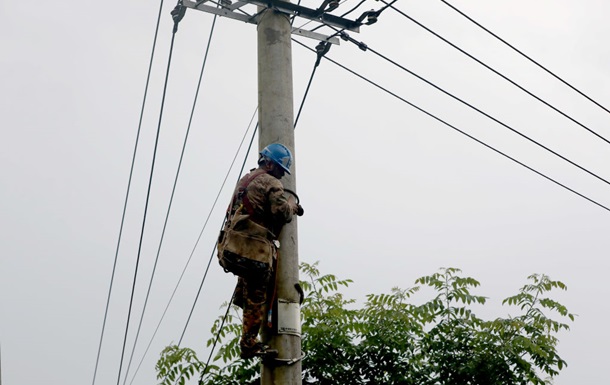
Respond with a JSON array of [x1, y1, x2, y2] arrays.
[[156, 264, 574, 385]]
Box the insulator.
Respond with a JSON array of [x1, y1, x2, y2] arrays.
[[327, 0, 339, 12]]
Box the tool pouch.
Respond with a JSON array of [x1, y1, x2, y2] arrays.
[[217, 211, 275, 280]]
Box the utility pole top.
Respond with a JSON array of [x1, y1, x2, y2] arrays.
[[184, 0, 363, 44]]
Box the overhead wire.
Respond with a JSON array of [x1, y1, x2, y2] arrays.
[[382, 0, 610, 145], [439, 0, 610, 117], [198, 290, 237, 383], [339, 0, 367, 18], [292, 38, 610, 213], [294, 59, 322, 128], [294, 38, 333, 127], [121, 7, 221, 385], [331, 27, 610, 189], [177, 123, 258, 345], [91, 1, 166, 385], [309, 0, 396, 33], [115, 2, 187, 385], [290, 0, 303, 26], [126, 108, 259, 385]]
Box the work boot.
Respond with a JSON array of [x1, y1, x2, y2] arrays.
[[240, 342, 267, 359]]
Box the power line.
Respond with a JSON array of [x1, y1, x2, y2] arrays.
[[116, 4, 186, 385], [91, 1, 166, 385], [121, 9, 220, 385], [440, 0, 610, 117], [293, 38, 610, 213], [294, 62, 320, 129], [177, 123, 258, 345], [294, 41, 332, 128], [333, 29, 610, 189], [340, 0, 366, 17], [383, 1, 610, 146], [126, 109, 259, 385], [198, 290, 236, 384], [339, 0, 366, 18]]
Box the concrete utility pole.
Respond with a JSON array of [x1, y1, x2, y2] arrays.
[[257, 8, 301, 385], [184, 1, 360, 384]]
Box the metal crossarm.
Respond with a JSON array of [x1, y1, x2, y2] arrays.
[[244, 0, 360, 31], [184, 0, 361, 44]]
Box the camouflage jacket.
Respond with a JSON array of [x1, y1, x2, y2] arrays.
[[229, 168, 295, 238]]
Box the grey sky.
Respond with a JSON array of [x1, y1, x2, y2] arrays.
[[1, 0, 609, 384]]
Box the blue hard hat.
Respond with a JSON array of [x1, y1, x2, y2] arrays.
[[260, 143, 293, 174]]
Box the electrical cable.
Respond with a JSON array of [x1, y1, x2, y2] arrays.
[[339, 0, 366, 18], [294, 40, 332, 128], [383, 1, 610, 145], [294, 63, 321, 129], [198, 290, 237, 384], [293, 38, 610, 213], [90, 2, 166, 385], [290, 0, 303, 26], [332, 28, 610, 189], [126, 108, 259, 385], [121, 10, 221, 385], [440, 0, 610, 117], [177, 123, 259, 345], [115, 3, 186, 385]]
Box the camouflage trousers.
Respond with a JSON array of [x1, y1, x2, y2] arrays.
[[233, 274, 271, 351]]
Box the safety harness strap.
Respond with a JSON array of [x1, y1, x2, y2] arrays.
[[227, 168, 266, 218]]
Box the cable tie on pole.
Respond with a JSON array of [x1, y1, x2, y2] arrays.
[[171, 1, 186, 33]]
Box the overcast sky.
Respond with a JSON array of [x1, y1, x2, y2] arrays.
[[1, 0, 609, 384]]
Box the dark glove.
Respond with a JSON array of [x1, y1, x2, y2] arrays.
[[296, 204, 304, 216]]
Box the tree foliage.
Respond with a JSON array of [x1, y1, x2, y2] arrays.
[[156, 264, 574, 385]]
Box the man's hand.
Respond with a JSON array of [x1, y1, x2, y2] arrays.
[[287, 192, 303, 216], [296, 204, 304, 216]]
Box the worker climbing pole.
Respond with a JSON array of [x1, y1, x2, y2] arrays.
[[184, 0, 364, 383]]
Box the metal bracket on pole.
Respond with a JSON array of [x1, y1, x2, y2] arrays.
[[244, 0, 360, 31], [183, 0, 361, 44]]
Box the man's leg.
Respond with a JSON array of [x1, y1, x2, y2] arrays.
[[240, 276, 268, 358], [233, 277, 245, 309]]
